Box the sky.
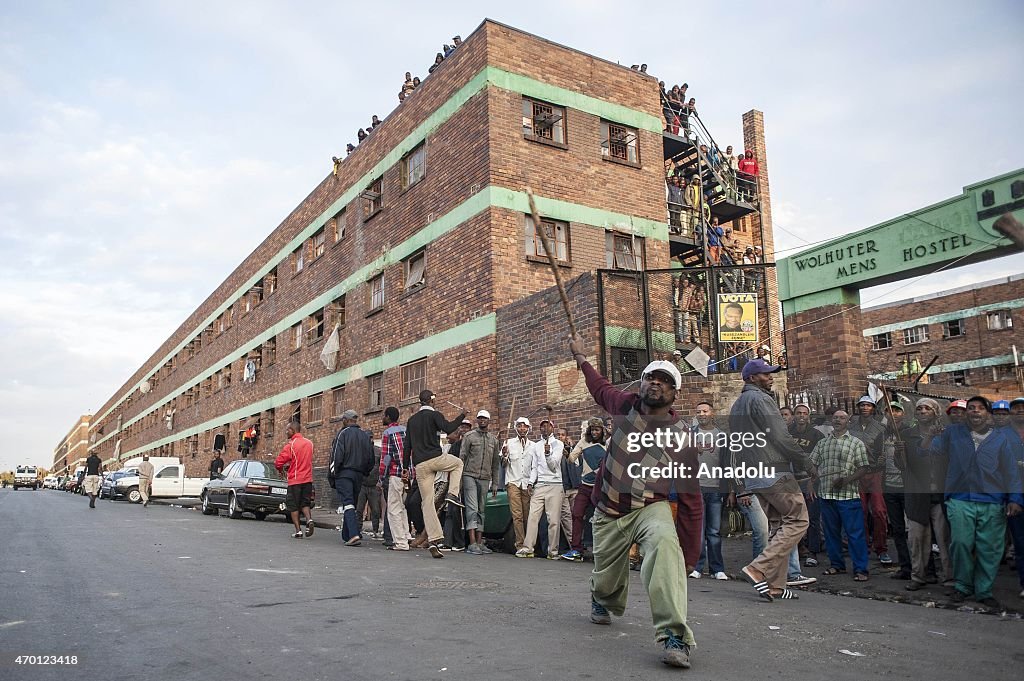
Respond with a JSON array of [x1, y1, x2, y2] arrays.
[[1, 0, 1021, 471]]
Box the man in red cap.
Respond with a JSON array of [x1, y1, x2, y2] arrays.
[[946, 399, 967, 426]]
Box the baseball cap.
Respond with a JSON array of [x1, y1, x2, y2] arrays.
[[461, 419, 473, 426], [857, 396, 875, 406], [1011, 397, 1024, 407], [642, 360, 682, 389], [477, 410, 491, 419], [946, 399, 967, 414], [672, 349, 682, 357], [740, 358, 781, 381], [888, 401, 904, 411], [514, 417, 531, 427], [341, 409, 359, 419], [992, 400, 1011, 411]]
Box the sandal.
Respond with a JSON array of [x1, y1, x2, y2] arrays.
[[770, 588, 799, 600], [822, 567, 847, 576], [742, 567, 774, 602], [853, 572, 869, 582]]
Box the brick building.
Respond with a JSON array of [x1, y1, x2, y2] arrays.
[[52, 415, 91, 478], [862, 273, 1024, 396], [77, 20, 778, 494]]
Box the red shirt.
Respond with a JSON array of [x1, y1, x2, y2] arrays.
[[275, 433, 314, 485], [738, 157, 759, 175]]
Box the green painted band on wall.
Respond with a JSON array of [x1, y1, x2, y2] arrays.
[[781, 287, 860, 316], [117, 314, 497, 460], [605, 326, 675, 352], [867, 353, 1014, 381], [862, 298, 1024, 336], [492, 188, 668, 239], [93, 66, 665, 430]]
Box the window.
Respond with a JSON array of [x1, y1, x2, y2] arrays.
[[404, 251, 425, 290], [368, 273, 385, 312], [362, 178, 383, 219], [401, 359, 427, 400], [265, 337, 276, 366], [330, 295, 346, 329], [292, 246, 304, 274], [992, 364, 1016, 381], [368, 373, 383, 410], [1012, 180, 1024, 200], [292, 323, 302, 351], [307, 308, 325, 341], [987, 310, 1013, 330], [902, 325, 930, 345], [522, 98, 566, 145], [331, 386, 346, 419], [402, 144, 426, 189], [156, 466, 179, 479], [941, 319, 965, 339], [224, 306, 233, 330], [525, 217, 570, 263], [311, 228, 326, 260], [605, 232, 645, 271], [610, 347, 648, 385], [222, 364, 232, 387], [981, 189, 995, 207], [216, 314, 225, 335], [214, 370, 223, 391], [871, 332, 892, 351], [601, 121, 639, 165], [952, 369, 969, 386], [289, 400, 301, 425], [266, 268, 278, 295], [307, 394, 323, 424], [332, 209, 346, 242]]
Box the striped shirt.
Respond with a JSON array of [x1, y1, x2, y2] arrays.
[[810, 431, 869, 501]]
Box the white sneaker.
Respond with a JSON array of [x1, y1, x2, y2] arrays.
[[688, 570, 702, 579], [787, 574, 818, 587], [713, 571, 729, 581]]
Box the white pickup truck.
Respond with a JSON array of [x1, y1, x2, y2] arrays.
[[113, 459, 207, 503], [13, 466, 39, 490]]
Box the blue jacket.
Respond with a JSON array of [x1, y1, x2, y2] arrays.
[[932, 424, 1024, 506]]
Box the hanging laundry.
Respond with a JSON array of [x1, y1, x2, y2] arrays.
[[213, 432, 226, 453], [243, 359, 257, 383]]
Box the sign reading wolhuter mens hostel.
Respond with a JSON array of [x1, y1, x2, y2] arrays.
[[790, 233, 976, 281]]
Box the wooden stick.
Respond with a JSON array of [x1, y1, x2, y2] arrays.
[[503, 395, 517, 442], [526, 188, 578, 338]]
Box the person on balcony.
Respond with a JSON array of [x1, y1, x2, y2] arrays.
[[738, 151, 759, 201], [667, 176, 684, 234]]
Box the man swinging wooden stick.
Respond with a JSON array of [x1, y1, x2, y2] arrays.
[[527, 190, 702, 670]]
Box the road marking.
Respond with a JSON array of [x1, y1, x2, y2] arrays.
[[0, 621, 26, 628], [178, 556, 192, 559], [247, 568, 305, 575]]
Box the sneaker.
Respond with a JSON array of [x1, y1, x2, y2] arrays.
[[561, 549, 584, 562], [305, 518, 315, 537], [978, 597, 1001, 610], [450, 545, 466, 552], [630, 558, 641, 571], [890, 570, 911, 580], [591, 598, 611, 625], [804, 556, 818, 568], [465, 544, 482, 555], [688, 570, 702, 579], [478, 543, 493, 554], [345, 536, 361, 546], [878, 552, 894, 566], [905, 580, 924, 591], [445, 493, 464, 508], [660, 631, 692, 669], [291, 532, 304, 539], [387, 545, 410, 551], [428, 543, 445, 559], [515, 548, 534, 558], [713, 571, 729, 581], [546, 553, 561, 560], [942, 579, 956, 588], [436, 543, 453, 552], [786, 574, 817, 587]]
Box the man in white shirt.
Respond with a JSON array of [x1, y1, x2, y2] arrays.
[[502, 417, 534, 551], [517, 418, 565, 559]]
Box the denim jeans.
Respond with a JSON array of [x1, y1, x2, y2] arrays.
[[695, 491, 725, 573], [737, 494, 768, 559], [820, 498, 869, 574], [334, 470, 363, 542]]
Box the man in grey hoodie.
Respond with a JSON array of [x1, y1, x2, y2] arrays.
[[729, 359, 817, 601]]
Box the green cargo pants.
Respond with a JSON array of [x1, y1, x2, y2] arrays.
[[590, 501, 695, 645]]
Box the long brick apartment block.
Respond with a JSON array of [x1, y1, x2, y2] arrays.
[[78, 20, 775, 479]]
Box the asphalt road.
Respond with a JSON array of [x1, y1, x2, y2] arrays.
[[1, 487, 1020, 681]]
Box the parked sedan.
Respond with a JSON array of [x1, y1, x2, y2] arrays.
[[200, 459, 310, 520], [102, 469, 137, 500]]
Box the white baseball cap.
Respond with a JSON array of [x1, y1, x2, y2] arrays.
[[641, 360, 682, 389], [514, 417, 531, 427], [477, 410, 491, 419]]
